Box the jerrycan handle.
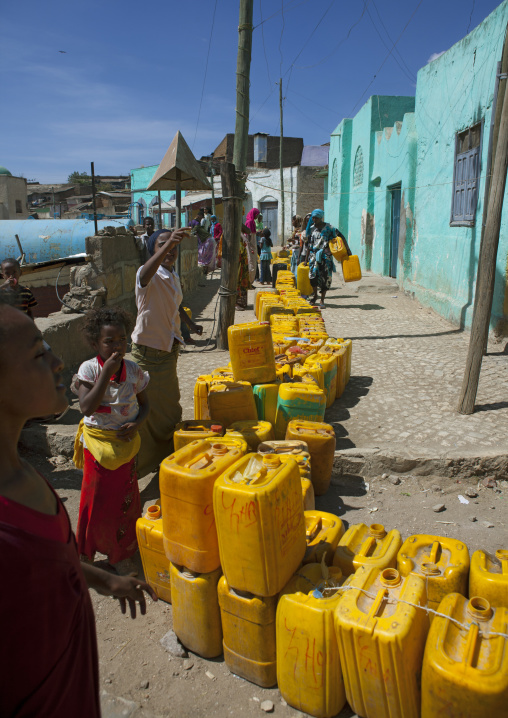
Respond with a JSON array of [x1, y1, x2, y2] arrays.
[[185, 453, 212, 470], [306, 517, 323, 541], [429, 541, 441, 564], [496, 549, 508, 574], [358, 536, 377, 558]]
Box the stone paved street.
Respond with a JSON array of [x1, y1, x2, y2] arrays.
[[178, 270, 508, 461]]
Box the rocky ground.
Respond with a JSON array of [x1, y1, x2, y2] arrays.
[[21, 269, 508, 717]]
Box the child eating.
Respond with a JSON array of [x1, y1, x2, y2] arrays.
[[72, 307, 150, 575]]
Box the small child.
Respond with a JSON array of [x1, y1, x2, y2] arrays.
[[72, 306, 150, 574], [0, 299, 156, 717], [259, 227, 273, 285], [0, 257, 37, 318]]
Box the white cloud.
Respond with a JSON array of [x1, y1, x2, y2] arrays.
[[427, 51, 445, 64]]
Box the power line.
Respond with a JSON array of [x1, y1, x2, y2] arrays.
[[284, 97, 333, 134], [192, 0, 219, 151], [466, 0, 476, 35], [370, 0, 416, 82], [253, 0, 312, 29], [259, 0, 273, 86], [365, 3, 416, 84]]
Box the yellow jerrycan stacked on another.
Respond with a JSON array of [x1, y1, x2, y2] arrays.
[[274, 383, 326, 440], [136, 505, 171, 603], [292, 362, 325, 390], [334, 523, 402, 576], [305, 353, 337, 409], [259, 298, 286, 323], [303, 511, 345, 565], [173, 420, 224, 451], [326, 344, 348, 399], [213, 453, 306, 596], [211, 366, 235, 380], [325, 337, 352, 384], [470, 548, 508, 608], [286, 420, 336, 496], [226, 420, 274, 451], [397, 534, 470, 612], [297, 263, 313, 296], [252, 383, 279, 425], [335, 566, 430, 718], [277, 563, 347, 718], [208, 381, 257, 426], [228, 321, 276, 384], [194, 374, 234, 420], [341, 254, 362, 282], [159, 438, 246, 574], [218, 576, 277, 687], [255, 290, 278, 318], [258, 440, 314, 511], [421, 593, 508, 717], [170, 563, 223, 658]]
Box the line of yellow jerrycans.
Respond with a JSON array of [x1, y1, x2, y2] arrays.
[[270, 241, 362, 287], [137, 434, 508, 718]]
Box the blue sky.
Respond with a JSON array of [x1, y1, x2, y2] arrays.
[[0, 0, 502, 183]]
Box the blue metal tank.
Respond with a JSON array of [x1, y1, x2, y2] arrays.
[[0, 218, 134, 264]]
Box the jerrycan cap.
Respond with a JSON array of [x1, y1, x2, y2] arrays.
[[467, 596, 493, 621], [369, 523, 387, 539], [421, 562, 441, 576], [145, 505, 161, 520], [495, 549, 508, 561], [262, 455, 281, 469], [379, 568, 402, 588], [210, 443, 229, 456], [210, 424, 224, 433]]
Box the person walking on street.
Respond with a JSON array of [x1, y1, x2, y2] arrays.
[[305, 209, 348, 308], [259, 228, 273, 285]]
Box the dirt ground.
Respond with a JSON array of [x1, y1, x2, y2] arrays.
[[23, 443, 507, 718]]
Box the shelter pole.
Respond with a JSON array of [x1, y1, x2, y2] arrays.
[[279, 78, 285, 245], [158, 190, 162, 229], [216, 162, 241, 350], [91, 162, 98, 236], [457, 63, 508, 414], [175, 169, 182, 277]]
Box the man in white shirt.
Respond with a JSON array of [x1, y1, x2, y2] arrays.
[[201, 207, 212, 233]]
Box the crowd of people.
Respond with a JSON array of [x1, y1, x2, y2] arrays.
[[0, 204, 346, 715]]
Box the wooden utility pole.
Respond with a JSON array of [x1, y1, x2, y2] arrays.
[[279, 78, 285, 245], [216, 0, 253, 349], [457, 62, 508, 414]]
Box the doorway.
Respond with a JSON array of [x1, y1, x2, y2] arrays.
[[260, 201, 278, 241], [389, 185, 401, 278]]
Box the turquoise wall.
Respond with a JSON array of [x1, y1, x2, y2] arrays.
[[405, 0, 508, 331], [130, 165, 181, 225]]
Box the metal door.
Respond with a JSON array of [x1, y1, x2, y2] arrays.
[[260, 201, 278, 241], [390, 187, 401, 278]]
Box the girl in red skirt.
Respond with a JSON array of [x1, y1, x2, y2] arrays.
[[73, 307, 149, 574]]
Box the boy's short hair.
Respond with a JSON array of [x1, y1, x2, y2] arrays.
[[1, 258, 21, 270], [83, 306, 134, 344]]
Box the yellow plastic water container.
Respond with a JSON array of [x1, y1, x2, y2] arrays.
[[214, 453, 306, 596], [292, 362, 325, 390], [208, 381, 257, 426], [257, 441, 313, 509], [252, 383, 279, 425], [304, 511, 345, 565], [173, 420, 225, 451], [397, 534, 470, 611], [160, 439, 246, 573], [275, 360, 292, 382], [334, 346, 348, 398], [136, 505, 171, 603], [228, 321, 276, 384], [218, 576, 277, 687], [329, 236, 348, 261], [277, 563, 347, 718], [297, 338, 325, 357], [304, 354, 337, 409], [285, 420, 336, 496], [301, 475, 316, 510], [260, 300, 286, 323], [211, 366, 235, 380], [274, 383, 327, 440], [421, 593, 508, 718], [227, 420, 274, 451], [341, 254, 362, 282], [470, 549, 508, 608], [335, 566, 429, 718], [182, 306, 192, 319], [194, 375, 234, 420], [170, 563, 223, 658], [255, 290, 278, 318], [270, 313, 298, 329], [296, 262, 313, 296], [273, 339, 297, 355], [325, 338, 352, 385], [257, 439, 309, 455], [334, 523, 402, 577]]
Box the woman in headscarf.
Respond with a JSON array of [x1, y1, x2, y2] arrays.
[[194, 225, 216, 275], [290, 214, 303, 275], [244, 208, 260, 286], [211, 215, 223, 268], [304, 209, 348, 308]]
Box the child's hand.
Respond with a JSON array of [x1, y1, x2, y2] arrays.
[[191, 323, 203, 336], [1, 277, 17, 290], [117, 421, 139, 441], [103, 351, 123, 378], [104, 574, 157, 618]]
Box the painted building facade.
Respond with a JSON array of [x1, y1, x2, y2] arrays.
[[130, 165, 180, 226], [326, 0, 508, 334]]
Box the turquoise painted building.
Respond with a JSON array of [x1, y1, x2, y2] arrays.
[[130, 164, 181, 226], [326, 1, 508, 334]]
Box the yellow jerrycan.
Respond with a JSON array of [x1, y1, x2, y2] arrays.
[[334, 566, 429, 718], [270, 313, 298, 329], [470, 548, 508, 608], [257, 438, 309, 455], [285, 420, 336, 496], [257, 440, 314, 509], [218, 576, 277, 687], [421, 593, 508, 718], [170, 563, 223, 658], [277, 563, 347, 718], [304, 354, 337, 409], [211, 365, 235, 380], [173, 420, 224, 451], [194, 375, 234, 420], [226, 420, 274, 451], [329, 235, 348, 262], [334, 523, 402, 577], [213, 453, 306, 596], [297, 263, 313, 296], [228, 321, 276, 384], [255, 289, 278, 318], [208, 381, 257, 426], [273, 338, 296, 355], [292, 362, 325, 390], [274, 383, 327, 440], [301, 475, 316, 511], [259, 299, 285, 323], [304, 510, 345, 565], [160, 438, 246, 574], [397, 534, 470, 611], [136, 505, 171, 603], [252, 383, 279, 425], [341, 254, 362, 282]]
